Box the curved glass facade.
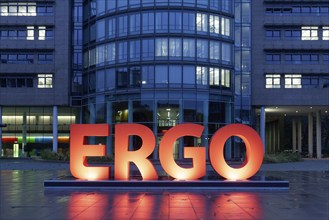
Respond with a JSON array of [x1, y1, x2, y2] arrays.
[[82, 0, 234, 159]]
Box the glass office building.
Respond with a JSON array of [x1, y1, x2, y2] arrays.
[[82, 0, 235, 159]]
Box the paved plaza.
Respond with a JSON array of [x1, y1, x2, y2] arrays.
[[0, 159, 328, 220]]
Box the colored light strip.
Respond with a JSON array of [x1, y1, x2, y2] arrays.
[[1, 136, 70, 144]]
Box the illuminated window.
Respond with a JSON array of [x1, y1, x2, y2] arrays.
[[221, 69, 230, 88], [38, 26, 45, 40], [209, 15, 219, 35], [301, 26, 318, 40], [38, 74, 53, 88], [209, 67, 220, 86], [156, 38, 168, 57], [323, 27, 329, 40], [0, 2, 37, 16], [196, 66, 208, 85], [169, 38, 181, 57], [196, 13, 208, 32], [285, 74, 302, 88], [221, 17, 231, 37], [265, 74, 281, 88], [27, 26, 34, 40]]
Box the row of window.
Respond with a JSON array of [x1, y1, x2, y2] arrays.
[[84, 38, 232, 68], [265, 74, 329, 89], [266, 53, 329, 64], [1, 53, 53, 64], [0, 3, 53, 16], [0, 74, 53, 89], [88, 11, 232, 43], [266, 26, 329, 41], [0, 26, 53, 41], [86, 65, 231, 93], [265, 6, 329, 14], [87, 0, 232, 18]]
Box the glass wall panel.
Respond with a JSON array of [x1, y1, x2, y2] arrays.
[[169, 65, 182, 87]]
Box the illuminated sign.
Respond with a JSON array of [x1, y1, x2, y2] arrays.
[[70, 124, 264, 181]]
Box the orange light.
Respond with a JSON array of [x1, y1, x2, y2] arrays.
[[159, 124, 206, 180], [209, 124, 264, 180], [114, 124, 158, 180], [70, 124, 111, 180]]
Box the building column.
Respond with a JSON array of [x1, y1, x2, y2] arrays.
[[297, 119, 302, 153], [106, 101, 113, 156], [178, 99, 184, 160], [308, 112, 313, 158], [292, 118, 296, 153], [316, 111, 322, 159], [128, 100, 133, 151], [22, 112, 27, 156], [203, 100, 209, 160], [52, 106, 58, 153], [225, 102, 232, 159], [153, 100, 158, 160], [260, 106, 266, 153], [0, 106, 2, 157]]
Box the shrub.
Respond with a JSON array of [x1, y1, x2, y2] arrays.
[[40, 149, 70, 162], [264, 151, 302, 163]]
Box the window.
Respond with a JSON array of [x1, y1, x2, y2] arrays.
[[0, 77, 33, 88], [169, 38, 181, 58], [96, 20, 105, 41], [183, 38, 195, 59], [266, 54, 281, 63], [196, 66, 208, 86], [116, 68, 128, 88], [196, 39, 208, 59], [221, 69, 230, 88], [169, 65, 182, 86], [142, 12, 154, 33], [266, 30, 280, 39], [324, 54, 329, 63], [155, 38, 168, 57], [302, 26, 318, 40], [38, 74, 53, 88], [285, 74, 301, 88], [96, 45, 106, 65], [142, 39, 155, 60], [155, 65, 168, 85], [118, 41, 128, 62], [196, 13, 207, 33], [130, 14, 141, 34], [141, 66, 154, 88], [285, 30, 301, 39], [221, 43, 231, 63], [169, 12, 182, 33], [156, 12, 168, 33], [221, 17, 231, 37], [27, 26, 34, 40], [130, 40, 141, 61], [183, 12, 195, 33], [209, 67, 220, 86], [323, 27, 329, 40], [108, 18, 116, 38], [285, 54, 319, 64], [38, 54, 53, 63], [210, 41, 220, 61], [302, 76, 319, 88], [118, 15, 128, 36], [209, 15, 219, 35], [265, 74, 281, 88], [183, 65, 195, 86], [106, 42, 116, 62]]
